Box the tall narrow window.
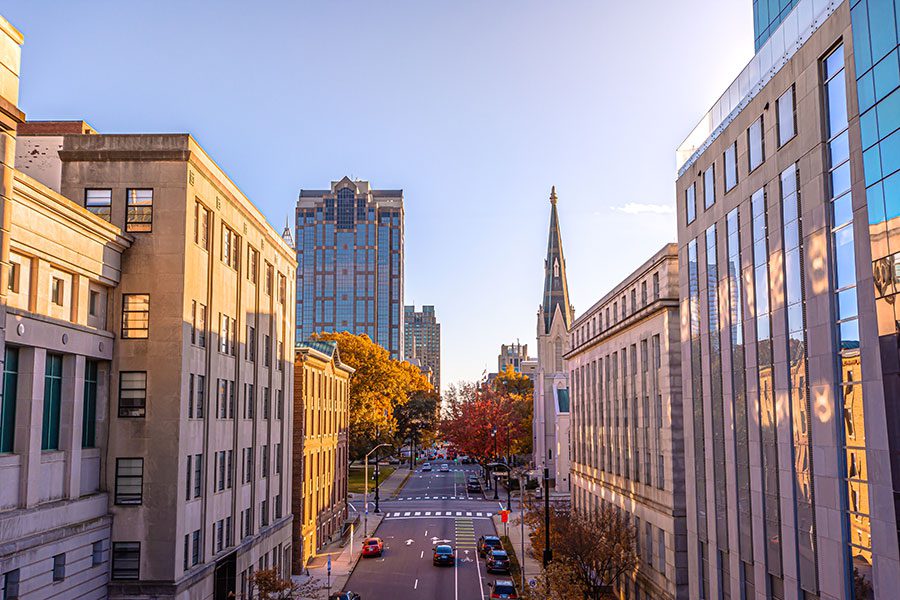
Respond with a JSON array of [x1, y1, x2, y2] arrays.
[[82, 360, 98, 448], [51, 277, 64, 306], [3, 569, 20, 599], [248, 247, 259, 283], [196, 303, 206, 347], [122, 294, 149, 338], [125, 189, 153, 232], [115, 458, 144, 504], [41, 354, 62, 450], [52, 553, 65, 581], [0, 347, 18, 453], [748, 116, 765, 171], [111, 542, 140, 580], [85, 189, 112, 221], [222, 225, 240, 270], [685, 182, 696, 225], [119, 371, 147, 418], [194, 201, 210, 250], [724, 141, 738, 192], [777, 85, 796, 147], [704, 164, 716, 208]]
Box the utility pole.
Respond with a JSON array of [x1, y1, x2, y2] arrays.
[[542, 466, 552, 567], [374, 429, 381, 514]]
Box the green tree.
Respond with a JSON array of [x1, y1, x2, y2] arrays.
[[394, 389, 441, 453]]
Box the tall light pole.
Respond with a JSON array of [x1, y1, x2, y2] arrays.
[[363, 442, 391, 537], [542, 466, 552, 567], [519, 472, 526, 591]]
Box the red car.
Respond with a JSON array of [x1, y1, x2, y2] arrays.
[[489, 580, 519, 599], [361, 537, 384, 557]]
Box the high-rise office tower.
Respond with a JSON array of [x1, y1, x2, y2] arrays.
[[404, 305, 441, 392], [676, 0, 900, 596], [295, 178, 404, 359]]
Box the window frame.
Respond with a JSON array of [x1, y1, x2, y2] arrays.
[[125, 188, 153, 233], [85, 188, 112, 222], [724, 141, 738, 192], [121, 294, 149, 339], [703, 164, 716, 209], [118, 371, 147, 418], [111, 542, 140, 580], [194, 200, 210, 250], [114, 457, 144, 505], [777, 84, 797, 147], [748, 115, 765, 172]]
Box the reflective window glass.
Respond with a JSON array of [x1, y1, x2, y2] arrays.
[[749, 117, 765, 171], [725, 142, 738, 192], [704, 165, 715, 208], [777, 85, 796, 146]]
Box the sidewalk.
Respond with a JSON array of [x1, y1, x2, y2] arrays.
[[293, 467, 411, 599]]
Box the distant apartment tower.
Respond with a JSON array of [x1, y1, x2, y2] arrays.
[[404, 305, 441, 392], [567, 244, 687, 600], [676, 0, 900, 596], [295, 178, 404, 359], [16, 123, 296, 598], [498, 342, 529, 374]]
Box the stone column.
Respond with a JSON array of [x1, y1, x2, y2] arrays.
[[15, 346, 46, 508], [60, 353, 85, 499]]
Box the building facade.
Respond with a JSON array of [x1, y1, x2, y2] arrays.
[[567, 244, 687, 600], [295, 178, 404, 359], [498, 342, 529, 374], [676, 0, 900, 597], [291, 340, 352, 572], [404, 305, 441, 392], [15, 124, 297, 599], [533, 187, 572, 491]]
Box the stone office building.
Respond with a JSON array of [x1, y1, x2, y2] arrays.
[[291, 340, 352, 572], [567, 244, 688, 600], [14, 123, 297, 599], [676, 0, 900, 597]]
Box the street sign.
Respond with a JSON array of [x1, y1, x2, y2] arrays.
[[500, 509, 511, 523], [327, 556, 332, 575], [528, 578, 537, 588]]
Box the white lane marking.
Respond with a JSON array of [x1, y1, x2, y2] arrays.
[[454, 546, 459, 600], [474, 533, 485, 600], [425, 530, 428, 537], [420, 551, 424, 559], [466, 512, 472, 516], [404, 512, 411, 516], [414, 578, 419, 589], [455, 511, 462, 516], [476, 512, 483, 517], [425, 512, 431, 516], [415, 512, 421, 516]]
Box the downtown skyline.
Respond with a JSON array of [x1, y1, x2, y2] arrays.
[[3, 1, 755, 390]]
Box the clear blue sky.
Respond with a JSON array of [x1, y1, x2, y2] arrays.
[[5, 1, 753, 392]]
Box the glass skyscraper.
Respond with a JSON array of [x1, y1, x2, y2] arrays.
[[295, 177, 404, 359]]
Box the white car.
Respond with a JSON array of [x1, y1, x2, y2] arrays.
[[439, 464, 450, 472], [422, 463, 432, 472]]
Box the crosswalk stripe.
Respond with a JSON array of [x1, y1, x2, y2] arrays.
[[415, 512, 421, 516], [435, 511, 441, 516], [404, 512, 411, 516], [455, 511, 462, 516], [425, 512, 431, 516], [466, 512, 472, 516], [393, 512, 400, 517], [476, 512, 483, 517]]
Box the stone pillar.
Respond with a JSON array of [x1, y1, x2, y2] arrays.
[[60, 353, 85, 499], [15, 346, 45, 508]]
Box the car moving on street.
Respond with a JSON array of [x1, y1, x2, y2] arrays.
[[489, 580, 519, 599], [421, 463, 432, 472], [432, 544, 455, 566], [439, 464, 450, 472], [478, 535, 503, 557], [466, 476, 481, 492], [486, 550, 511, 574], [361, 537, 384, 558]]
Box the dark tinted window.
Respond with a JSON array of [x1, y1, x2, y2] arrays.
[[494, 583, 516, 594]]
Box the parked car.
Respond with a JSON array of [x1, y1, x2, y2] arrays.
[[439, 464, 450, 472], [422, 463, 432, 472], [466, 479, 481, 492], [486, 550, 511, 574], [489, 580, 519, 599], [361, 537, 384, 557], [478, 535, 503, 557], [329, 593, 362, 600], [432, 544, 455, 566]]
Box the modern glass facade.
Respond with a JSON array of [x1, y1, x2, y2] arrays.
[[753, 0, 802, 50], [295, 178, 404, 359]]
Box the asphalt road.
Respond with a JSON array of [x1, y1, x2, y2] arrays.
[[344, 464, 513, 600]]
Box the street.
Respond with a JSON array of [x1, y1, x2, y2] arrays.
[[344, 464, 510, 600]]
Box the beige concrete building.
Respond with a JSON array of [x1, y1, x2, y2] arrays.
[[497, 342, 529, 374], [14, 123, 297, 599], [567, 244, 687, 600], [291, 340, 352, 572]]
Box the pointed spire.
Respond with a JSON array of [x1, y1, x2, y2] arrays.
[[541, 186, 573, 334], [281, 216, 295, 248]]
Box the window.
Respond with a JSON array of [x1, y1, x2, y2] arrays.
[[685, 182, 696, 224], [248, 247, 259, 283], [748, 116, 765, 171], [92, 541, 104, 567], [192, 302, 206, 347], [222, 225, 240, 270], [262, 445, 269, 477], [278, 274, 286, 305], [119, 371, 147, 418], [122, 294, 149, 338], [1, 347, 18, 453], [244, 447, 253, 483], [641, 281, 647, 306], [51, 277, 64, 306], [703, 164, 715, 208], [52, 553, 65, 582], [246, 325, 256, 362], [724, 141, 737, 192], [111, 542, 140, 580], [194, 201, 210, 250], [652, 272, 660, 299], [185, 455, 192, 501], [195, 375, 205, 419], [89, 290, 100, 317], [265, 262, 273, 296], [191, 530, 200, 566], [3, 569, 19, 600], [263, 387, 270, 420], [219, 314, 236, 355], [193, 453, 202, 498], [85, 189, 112, 221], [115, 458, 144, 504], [82, 360, 98, 447], [41, 354, 62, 450], [125, 189, 153, 232], [7, 260, 19, 293], [264, 335, 271, 367], [777, 85, 796, 147]]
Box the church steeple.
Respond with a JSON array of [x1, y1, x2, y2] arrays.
[[541, 186, 573, 334]]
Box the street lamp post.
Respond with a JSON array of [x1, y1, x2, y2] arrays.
[[542, 466, 552, 567], [363, 442, 391, 537], [519, 473, 526, 591]]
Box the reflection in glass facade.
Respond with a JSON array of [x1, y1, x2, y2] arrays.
[[826, 41, 875, 594], [726, 208, 753, 563], [778, 163, 818, 592], [753, 0, 801, 50], [705, 225, 728, 551], [296, 179, 404, 358], [688, 239, 708, 544], [852, 1, 900, 582], [752, 187, 783, 577]]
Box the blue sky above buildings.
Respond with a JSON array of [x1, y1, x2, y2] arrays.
[[5, 1, 753, 390]]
